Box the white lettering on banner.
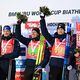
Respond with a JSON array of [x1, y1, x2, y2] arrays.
[[16, 61, 23, 66], [15, 59, 26, 69], [25, 22, 40, 28], [27, 23, 39, 28]]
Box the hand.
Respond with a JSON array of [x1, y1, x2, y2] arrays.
[[35, 66, 42, 72], [17, 19, 22, 24], [40, 13, 45, 19], [75, 52, 80, 57], [67, 65, 72, 70]]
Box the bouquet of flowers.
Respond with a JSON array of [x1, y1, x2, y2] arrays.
[[39, 6, 51, 16], [16, 12, 28, 23]]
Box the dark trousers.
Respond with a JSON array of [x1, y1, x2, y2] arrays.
[[49, 65, 63, 80], [0, 67, 7, 80], [24, 65, 35, 80], [0, 60, 15, 80]]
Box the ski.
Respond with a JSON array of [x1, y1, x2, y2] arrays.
[[42, 68, 46, 80], [62, 23, 71, 80], [32, 35, 45, 80]]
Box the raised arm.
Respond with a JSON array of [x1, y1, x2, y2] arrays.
[[15, 23, 31, 46], [40, 18, 55, 46]]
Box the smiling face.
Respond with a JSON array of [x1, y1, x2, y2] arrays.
[[3, 30, 11, 37], [31, 30, 39, 38], [57, 28, 65, 35]]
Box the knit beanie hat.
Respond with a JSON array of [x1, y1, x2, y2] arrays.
[[32, 28, 40, 35], [3, 25, 11, 31], [57, 23, 65, 31]]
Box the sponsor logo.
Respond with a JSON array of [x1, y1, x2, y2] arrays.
[[25, 21, 40, 29], [16, 59, 26, 68]]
